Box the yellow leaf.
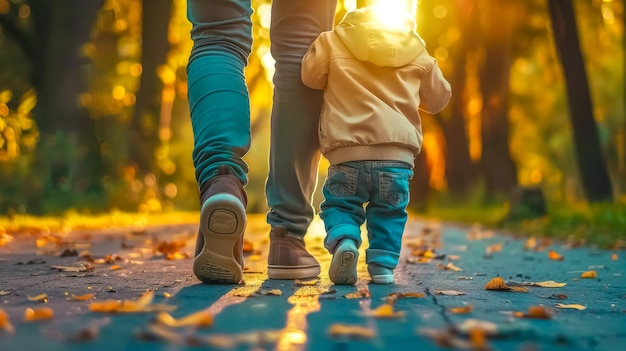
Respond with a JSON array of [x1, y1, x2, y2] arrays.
[[344, 289, 371, 299], [611, 254, 618, 260], [258, 289, 282, 296], [0, 308, 15, 334], [555, 303, 586, 310], [71, 293, 95, 301], [27, 293, 48, 303], [526, 280, 567, 288], [24, 307, 54, 321], [328, 324, 374, 339], [484, 277, 528, 292], [580, 271, 597, 278], [548, 250, 564, 261], [514, 305, 552, 319], [110, 265, 122, 271], [438, 262, 462, 271], [449, 305, 473, 314], [89, 291, 176, 313], [155, 310, 213, 328], [364, 304, 404, 318]]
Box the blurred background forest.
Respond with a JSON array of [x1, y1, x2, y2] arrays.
[[0, 0, 624, 237]]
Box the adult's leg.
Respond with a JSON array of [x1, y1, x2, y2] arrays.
[[265, 0, 337, 236], [187, 0, 252, 283]]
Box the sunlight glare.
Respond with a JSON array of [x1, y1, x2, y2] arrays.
[[369, 0, 413, 28]]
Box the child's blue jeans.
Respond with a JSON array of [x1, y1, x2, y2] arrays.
[[320, 160, 413, 269]]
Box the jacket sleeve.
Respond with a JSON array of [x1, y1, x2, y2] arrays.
[[418, 56, 452, 114], [301, 33, 331, 90]]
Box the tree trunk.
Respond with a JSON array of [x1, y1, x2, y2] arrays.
[[27, 0, 105, 213], [547, 0, 613, 202], [437, 0, 480, 199], [129, 0, 173, 176], [478, 0, 518, 200]]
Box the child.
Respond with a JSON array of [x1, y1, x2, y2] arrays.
[[301, 0, 451, 284]]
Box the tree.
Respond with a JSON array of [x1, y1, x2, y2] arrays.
[[478, 0, 519, 200], [129, 0, 173, 177], [547, 0, 613, 202]]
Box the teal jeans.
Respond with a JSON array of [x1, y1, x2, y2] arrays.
[[187, 0, 337, 236], [320, 161, 413, 269]]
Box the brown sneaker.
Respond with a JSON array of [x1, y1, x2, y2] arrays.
[[267, 227, 320, 279], [193, 166, 247, 284]]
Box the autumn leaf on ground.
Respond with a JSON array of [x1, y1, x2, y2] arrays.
[[548, 250, 564, 261], [89, 291, 176, 313], [384, 292, 425, 303], [71, 293, 96, 301], [555, 303, 586, 310], [243, 239, 254, 253], [513, 306, 553, 319], [24, 307, 54, 321], [27, 293, 48, 303], [434, 290, 466, 296], [438, 262, 462, 272], [50, 264, 94, 272], [155, 309, 213, 328], [522, 280, 567, 288], [0, 290, 15, 296], [328, 324, 374, 339], [581, 271, 597, 278], [0, 308, 15, 334], [344, 289, 371, 299], [407, 256, 432, 264], [449, 305, 473, 314], [362, 304, 405, 318], [295, 279, 319, 286], [484, 277, 528, 292], [155, 239, 189, 260], [611, 254, 618, 260]]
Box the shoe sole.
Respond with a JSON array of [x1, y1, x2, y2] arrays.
[[370, 274, 394, 284], [193, 193, 246, 284], [329, 245, 358, 285], [267, 265, 321, 280]]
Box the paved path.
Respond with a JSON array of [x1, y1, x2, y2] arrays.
[[0, 215, 624, 350]]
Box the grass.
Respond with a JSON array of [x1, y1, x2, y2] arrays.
[[420, 200, 626, 249]]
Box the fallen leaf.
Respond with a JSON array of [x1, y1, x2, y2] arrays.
[[110, 265, 122, 271], [163, 292, 172, 298], [89, 291, 176, 313], [513, 305, 552, 319], [344, 289, 371, 299], [328, 324, 374, 339], [523, 280, 567, 288], [0, 290, 14, 296], [581, 271, 597, 278], [24, 307, 54, 321], [435, 290, 466, 296], [407, 256, 432, 264], [27, 293, 49, 303], [484, 277, 528, 293], [295, 279, 319, 286], [257, 289, 282, 296], [469, 327, 488, 350], [555, 303, 586, 310], [0, 233, 15, 247], [155, 310, 213, 328], [548, 250, 564, 261], [50, 264, 94, 272], [611, 254, 618, 260], [242, 239, 254, 253], [71, 293, 95, 301], [363, 304, 405, 318], [449, 305, 473, 314], [540, 293, 568, 300], [486, 243, 503, 253], [438, 262, 462, 272], [0, 308, 15, 334], [385, 292, 425, 303]]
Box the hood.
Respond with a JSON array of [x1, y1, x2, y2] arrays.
[[335, 6, 424, 67]]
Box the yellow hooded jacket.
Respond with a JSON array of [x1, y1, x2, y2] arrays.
[[302, 7, 451, 166]]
